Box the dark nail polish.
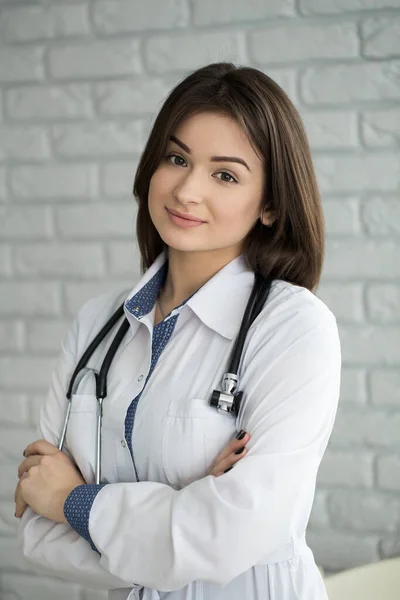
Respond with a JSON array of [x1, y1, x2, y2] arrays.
[[224, 466, 233, 473], [235, 447, 245, 455], [23, 450, 26, 457], [236, 430, 246, 440]]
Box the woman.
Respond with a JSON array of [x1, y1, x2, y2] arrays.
[[15, 62, 341, 600]]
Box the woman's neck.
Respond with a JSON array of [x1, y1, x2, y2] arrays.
[[158, 246, 242, 309]]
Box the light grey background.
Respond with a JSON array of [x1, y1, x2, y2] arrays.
[[0, 0, 400, 598]]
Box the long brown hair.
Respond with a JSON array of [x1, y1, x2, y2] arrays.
[[133, 62, 324, 292]]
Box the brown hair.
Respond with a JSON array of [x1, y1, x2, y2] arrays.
[[133, 62, 324, 292]]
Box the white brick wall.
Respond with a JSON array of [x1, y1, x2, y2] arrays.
[[0, 0, 399, 596]]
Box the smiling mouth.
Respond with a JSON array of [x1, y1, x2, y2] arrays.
[[166, 208, 206, 228], [167, 208, 205, 223]]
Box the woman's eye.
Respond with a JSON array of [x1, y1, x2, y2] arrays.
[[165, 155, 237, 184], [215, 172, 238, 184], [166, 154, 186, 166]]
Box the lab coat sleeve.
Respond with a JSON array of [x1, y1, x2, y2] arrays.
[[17, 298, 138, 591], [84, 298, 342, 591]]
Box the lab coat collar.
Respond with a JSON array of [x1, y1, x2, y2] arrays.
[[186, 254, 255, 340], [123, 249, 169, 331], [123, 249, 255, 340]]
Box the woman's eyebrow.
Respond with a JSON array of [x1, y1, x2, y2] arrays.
[[169, 135, 251, 172]]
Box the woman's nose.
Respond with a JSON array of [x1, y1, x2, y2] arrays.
[[173, 169, 205, 204]]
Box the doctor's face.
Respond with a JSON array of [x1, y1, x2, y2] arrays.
[[148, 111, 269, 259]]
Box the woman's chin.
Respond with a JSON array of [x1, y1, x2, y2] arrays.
[[157, 228, 206, 253], [161, 239, 205, 253]]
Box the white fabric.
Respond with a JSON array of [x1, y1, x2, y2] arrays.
[[18, 251, 341, 599]]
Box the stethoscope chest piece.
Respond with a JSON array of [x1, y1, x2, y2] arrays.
[[210, 372, 242, 415], [210, 388, 243, 416]]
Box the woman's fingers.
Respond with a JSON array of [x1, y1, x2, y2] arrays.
[[23, 439, 59, 458], [213, 431, 250, 463], [218, 446, 249, 476], [18, 455, 43, 479], [14, 474, 28, 518], [209, 431, 251, 477]]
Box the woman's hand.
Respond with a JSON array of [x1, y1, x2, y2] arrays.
[[15, 439, 85, 522], [208, 430, 250, 477]]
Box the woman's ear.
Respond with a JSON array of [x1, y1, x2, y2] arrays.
[[259, 208, 276, 228]]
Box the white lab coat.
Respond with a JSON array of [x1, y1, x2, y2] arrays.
[[18, 251, 341, 600]]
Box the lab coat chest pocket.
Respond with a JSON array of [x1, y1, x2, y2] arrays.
[[65, 394, 98, 485], [162, 396, 236, 489]]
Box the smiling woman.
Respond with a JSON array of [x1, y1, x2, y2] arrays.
[[17, 62, 340, 600], [147, 110, 270, 312], [135, 62, 323, 288]]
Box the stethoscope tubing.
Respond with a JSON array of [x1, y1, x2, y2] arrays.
[[59, 367, 104, 484], [227, 273, 271, 376]]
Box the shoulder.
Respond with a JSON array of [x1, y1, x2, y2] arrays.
[[77, 288, 129, 323], [264, 279, 336, 327], [65, 288, 131, 357], [247, 278, 340, 356]]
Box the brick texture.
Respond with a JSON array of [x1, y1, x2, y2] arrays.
[[6, 84, 93, 122], [1, 1, 400, 596]]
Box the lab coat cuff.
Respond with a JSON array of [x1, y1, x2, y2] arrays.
[[64, 483, 106, 553]]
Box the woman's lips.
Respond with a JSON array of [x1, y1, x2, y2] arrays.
[[166, 208, 206, 228]]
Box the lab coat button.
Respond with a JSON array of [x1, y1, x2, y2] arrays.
[[138, 374, 143, 381], [121, 439, 126, 447]]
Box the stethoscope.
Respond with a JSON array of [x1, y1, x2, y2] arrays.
[[58, 273, 272, 484]]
